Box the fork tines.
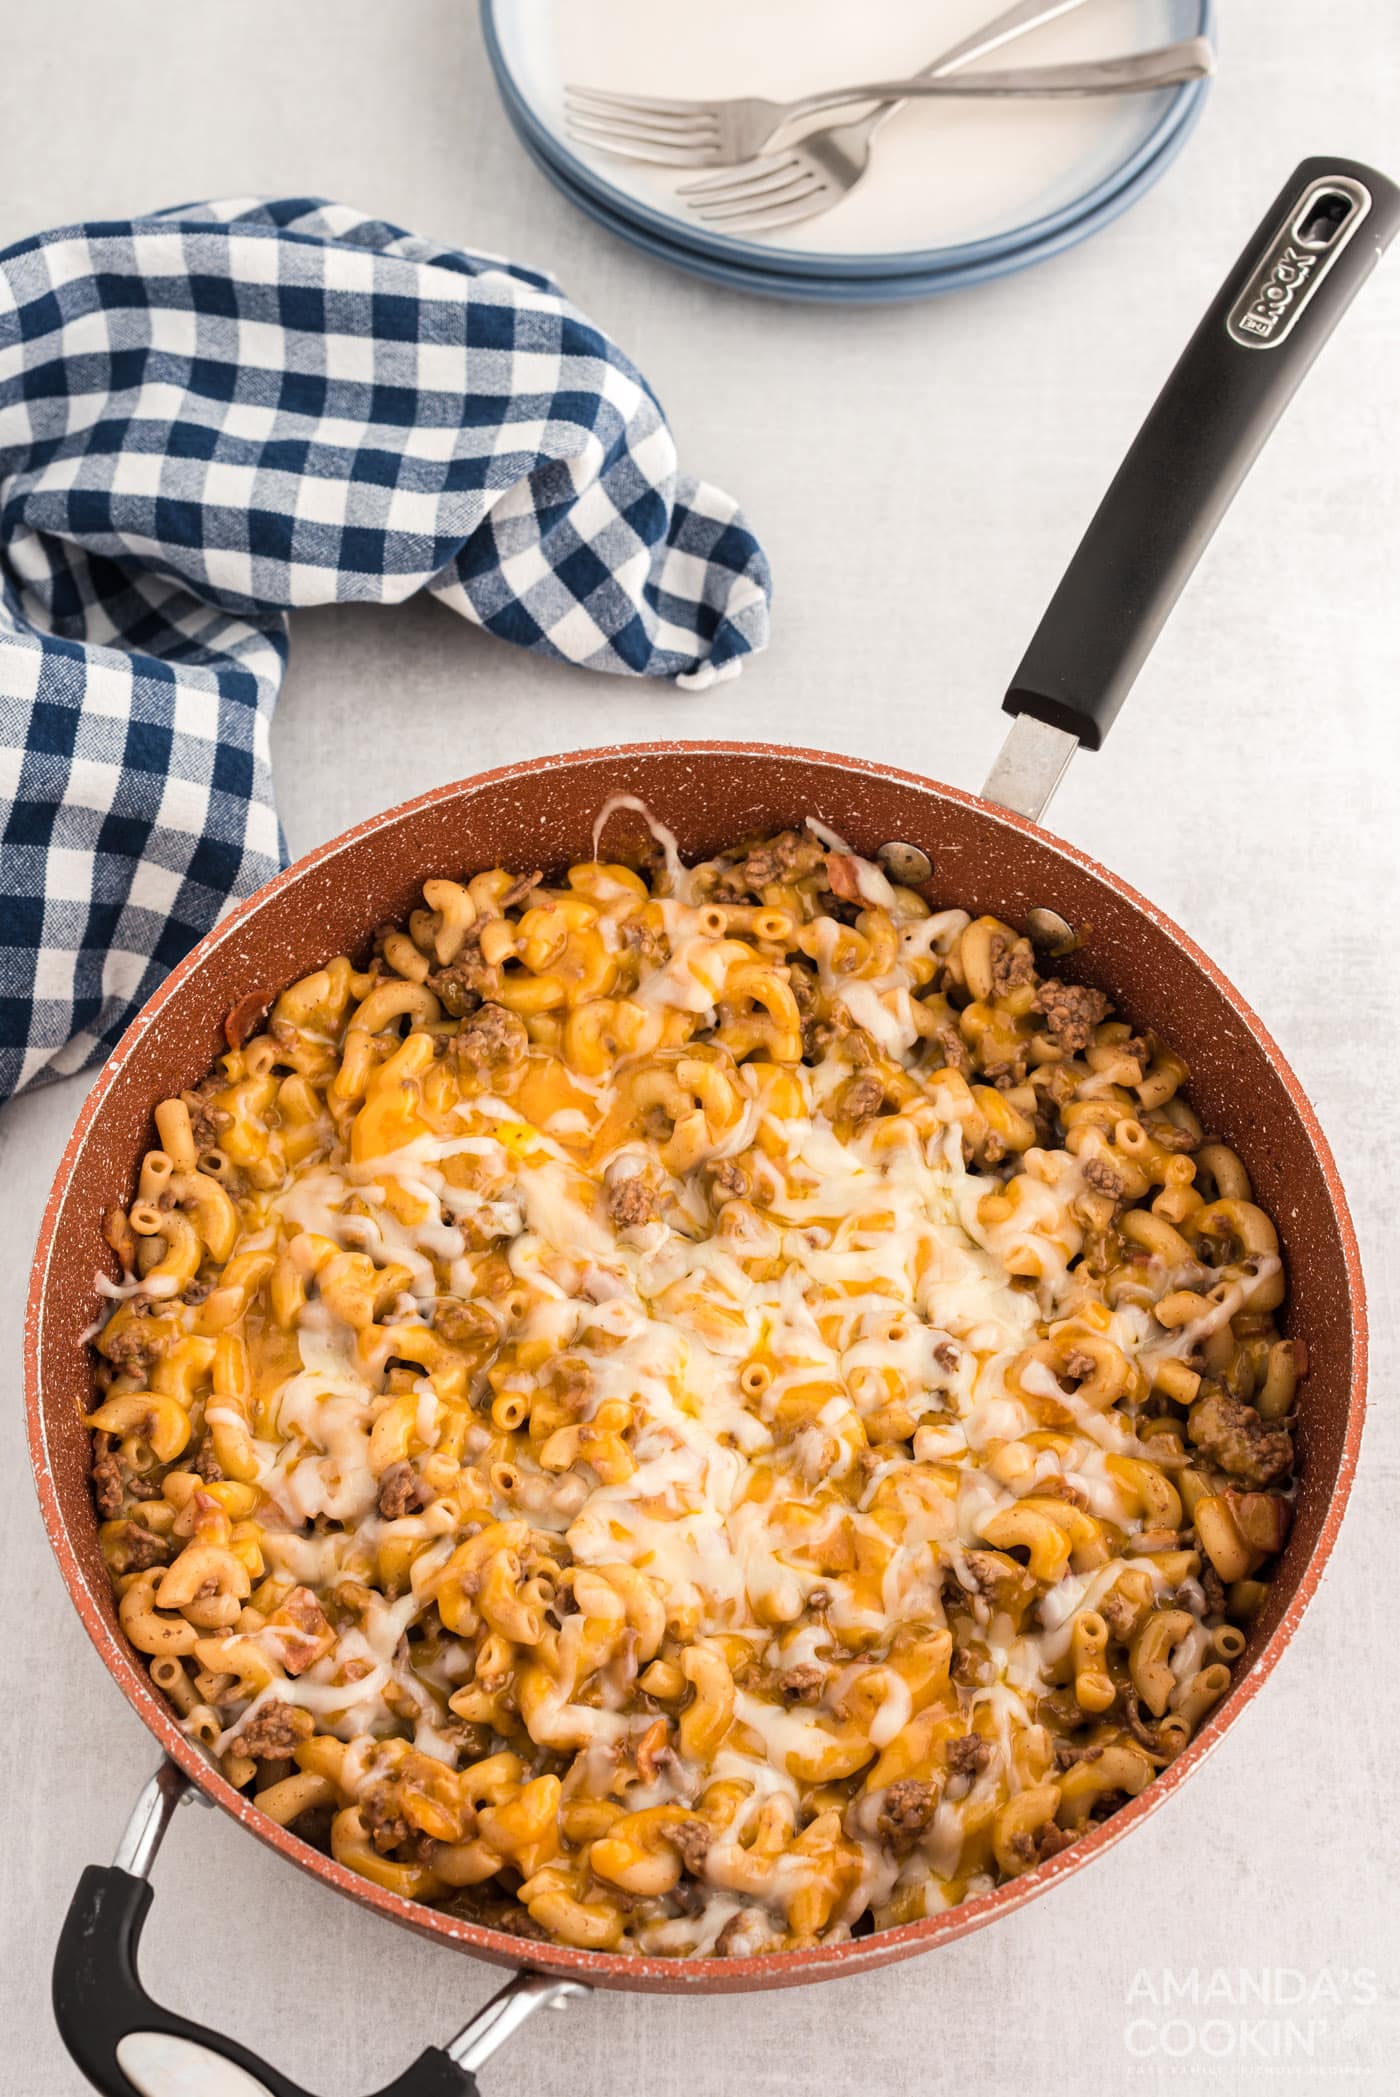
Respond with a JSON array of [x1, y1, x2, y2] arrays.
[[678, 156, 824, 225], [564, 86, 720, 167]]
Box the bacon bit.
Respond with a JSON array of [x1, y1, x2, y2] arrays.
[[269, 1585, 334, 1675], [102, 1205, 137, 1272], [224, 990, 274, 1050], [824, 852, 863, 902]]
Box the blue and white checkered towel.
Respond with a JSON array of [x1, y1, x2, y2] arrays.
[[0, 196, 771, 1102]]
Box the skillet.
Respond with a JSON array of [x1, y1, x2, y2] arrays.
[[27, 156, 1399, 2096]]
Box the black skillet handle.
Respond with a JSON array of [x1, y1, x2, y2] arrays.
[[1004, 156, 1400, 749], [55, 1865, 476, 2097]]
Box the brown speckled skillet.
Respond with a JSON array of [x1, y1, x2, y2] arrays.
[[28, 162, 1397, 2097]]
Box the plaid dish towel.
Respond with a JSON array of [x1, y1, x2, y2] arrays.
[[0, 197, 771, 1102]]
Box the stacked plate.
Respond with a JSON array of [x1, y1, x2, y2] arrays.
[[480, 0, 1214, 303]]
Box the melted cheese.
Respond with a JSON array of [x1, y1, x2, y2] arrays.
[[97, 815, 1279, 1960]]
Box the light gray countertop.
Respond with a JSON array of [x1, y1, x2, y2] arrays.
[[2, 5, 1398, 2093]]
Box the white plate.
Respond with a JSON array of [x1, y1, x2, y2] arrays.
[[488, 0, 1209, 271]]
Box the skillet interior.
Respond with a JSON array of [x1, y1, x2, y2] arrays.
[[25, 741, 1364, 1993]]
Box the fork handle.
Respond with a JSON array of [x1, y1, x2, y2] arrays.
[[789, 40, 1213, 120], [918, 0, 1096, 80]]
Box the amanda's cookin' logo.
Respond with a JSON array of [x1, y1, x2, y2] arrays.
[[1229, 243, 1321, 343]]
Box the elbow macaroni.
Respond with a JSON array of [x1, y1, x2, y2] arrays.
[[87, 815, 1300, 1956]]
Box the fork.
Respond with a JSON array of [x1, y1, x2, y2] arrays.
[[567, 43, 1214, 172], [677, 40, 1213, 229], [563, 0, 1096, 171]]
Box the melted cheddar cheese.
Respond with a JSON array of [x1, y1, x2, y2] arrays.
[[88, 810, 1300, 1955]]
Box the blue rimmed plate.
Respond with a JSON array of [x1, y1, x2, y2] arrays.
[[481, 0, 1214, 284], [495, 50, 1210, 304]]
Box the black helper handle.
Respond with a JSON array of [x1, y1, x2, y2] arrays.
[[55, 1866, 472, 2097], [1004, 156, 1400, 749], [53, 1764, 585, 2097]]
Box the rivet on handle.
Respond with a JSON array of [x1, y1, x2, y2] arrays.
[[877, 842, 933, 884]]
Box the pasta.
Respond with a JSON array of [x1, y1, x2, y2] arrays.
[[86, 808, 1301, 1956]]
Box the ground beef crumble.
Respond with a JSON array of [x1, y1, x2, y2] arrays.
[[1055, 1738, 1106, 1771], [1188, 1387, 1293, 1487], [100, 1322, 160, 1375], [933, 1024, 972, 1076], [1036, 978, 1113, 1054], [840, 1071, 885, 1128], [427, 931, 496, 1016], [377, 1460, 428, 1521], [1082, 1156, 1128, 1199], [990, 936, 1035, 994], [1100, 1590, 1139, 1642], [1038, 1477, 1091, 1512], [449, 1001, 527, 1074], [193, 1438, 224, 1483], [706, 1159, 748, 1206], [361, 1784, 412, 1853], [946, 1733, 991, 1777], [951, 1645, 992, 1687], [1009, 1820, 1077, 1866], [237, 1700, 315, 1759], [660, 1818, 711, 1875], [448, 1891, 553, 1941], [91, 1435, 126, 1519], [777, 1664, 825, 1704], [876, 1779, 937, 1841], [123, 1524, 169, 1570], [434, 1299, 498, 1351], [185, 1070, 230, 1150], [608, 1175, 661, 1229], [738, 830, 825, 892], [1144, 1116, 1198, 1153]]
